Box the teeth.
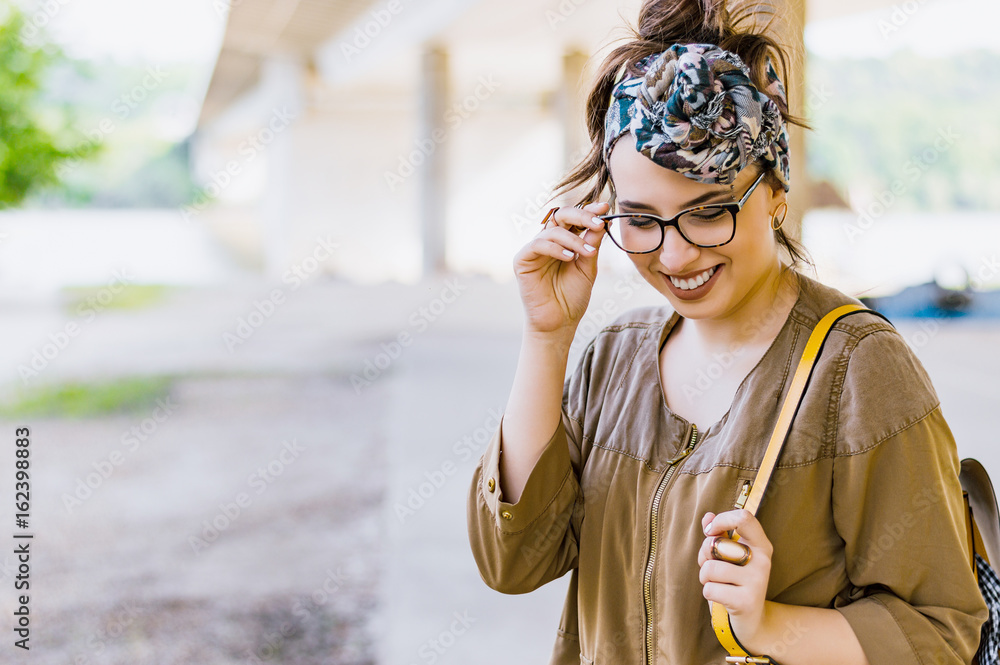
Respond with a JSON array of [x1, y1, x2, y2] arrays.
[[670, 266, 716, 291]]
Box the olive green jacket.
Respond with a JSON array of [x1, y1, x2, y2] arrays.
[[466, 271, 988, 664]]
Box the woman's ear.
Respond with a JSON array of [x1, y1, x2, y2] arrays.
[[769, 196, 787, 219], [767, 180, 787, 217]]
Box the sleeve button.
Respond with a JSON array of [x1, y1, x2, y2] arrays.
[[487, 478, 496, 492], [501, 510, 513, 520]]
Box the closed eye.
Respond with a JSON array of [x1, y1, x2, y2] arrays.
[[622, 215, 659, 229], [687, 210, 728, 222]]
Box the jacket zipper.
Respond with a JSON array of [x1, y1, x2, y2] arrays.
[[643, 423, 700, 665]]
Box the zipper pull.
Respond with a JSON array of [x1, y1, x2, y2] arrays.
[[734, 480, 752, 510], [667, 424, 700, 465]]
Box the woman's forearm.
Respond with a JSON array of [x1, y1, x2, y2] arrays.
[[496, 328, 575, 504], [741, 600, 870, 665]]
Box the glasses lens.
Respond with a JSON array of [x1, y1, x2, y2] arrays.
[[604, 215, 663, 253], [678, 208, 734, 246]]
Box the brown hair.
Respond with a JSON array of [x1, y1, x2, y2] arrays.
[[550, 0, 813, 267]]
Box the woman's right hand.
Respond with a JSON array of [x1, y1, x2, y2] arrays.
[[513, 201, 610, 337]]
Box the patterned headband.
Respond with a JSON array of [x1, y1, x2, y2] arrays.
[[603, 43, 791, 192]]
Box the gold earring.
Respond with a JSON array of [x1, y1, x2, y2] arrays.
[[770, 202, 788, 230]]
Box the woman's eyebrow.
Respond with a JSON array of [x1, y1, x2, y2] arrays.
[[619, 189, 731, 212]]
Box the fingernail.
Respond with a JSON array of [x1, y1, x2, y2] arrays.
[[704, 521, 713, 534], [562, 249, 575, 257], [583, 243, 595, 252], [591, 216, 602, 226]]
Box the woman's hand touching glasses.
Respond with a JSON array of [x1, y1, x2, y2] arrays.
[[512, 202, 609, 340]]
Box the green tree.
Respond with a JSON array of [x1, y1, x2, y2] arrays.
[[0, 3, 96, 207]]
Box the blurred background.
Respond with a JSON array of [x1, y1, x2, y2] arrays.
[[0, 0, 997, 662]]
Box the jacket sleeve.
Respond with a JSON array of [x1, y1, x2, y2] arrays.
[[830, 328, 989, 664], [465, 340, 593, 595]]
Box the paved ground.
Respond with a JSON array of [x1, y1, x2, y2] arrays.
[[0, 269, 997, 664]]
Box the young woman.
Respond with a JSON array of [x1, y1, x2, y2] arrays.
[[466, 1, 988, 663]]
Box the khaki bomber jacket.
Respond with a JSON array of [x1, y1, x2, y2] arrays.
[[466, 271, 989, 665]]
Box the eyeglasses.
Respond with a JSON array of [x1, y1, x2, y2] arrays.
[[597, 170, 767, 253]]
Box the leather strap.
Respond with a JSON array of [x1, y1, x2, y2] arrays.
[[711, 304, 890, 662]]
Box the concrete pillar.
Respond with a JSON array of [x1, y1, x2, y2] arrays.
[[560, 48, 590, 172], [732, 0, 808, 241], [783, 0, 808, 244], [418, 44, 449, 276], [259, 53, 304, 280]]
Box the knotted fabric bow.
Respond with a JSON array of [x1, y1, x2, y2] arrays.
[[603, 43, 791, 191]]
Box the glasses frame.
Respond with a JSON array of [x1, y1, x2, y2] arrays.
[[597, 170, 768, 253]]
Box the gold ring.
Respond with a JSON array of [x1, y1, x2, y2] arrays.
[[541, 206, 559, 227], [711, 536, 752, 566]]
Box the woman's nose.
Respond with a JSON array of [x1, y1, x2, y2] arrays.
[[658, 226, 700, 273]]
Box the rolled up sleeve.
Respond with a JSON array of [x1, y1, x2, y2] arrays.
[[466, 411, 583, 594], [466, 340, 594, 595], [831, 330, 988, 664]]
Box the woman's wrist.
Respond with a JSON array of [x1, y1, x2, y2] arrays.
[[521, 325, 577, 355], [737, 601, 869, 665]]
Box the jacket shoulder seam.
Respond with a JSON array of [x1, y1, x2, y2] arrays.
[[833, 402, 940, 458], [786, 310, 895, 340], [831, 326, 939, 458], [600, 321, 659, 332], [591, 439, 650, 465]]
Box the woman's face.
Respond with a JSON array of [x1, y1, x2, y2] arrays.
[[607, 132, 787, 321]]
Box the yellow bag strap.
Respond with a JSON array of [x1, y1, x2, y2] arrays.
[[711, 303, 887, 663]]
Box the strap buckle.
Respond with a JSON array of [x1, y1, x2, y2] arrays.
[[725, 657, 775, 664]]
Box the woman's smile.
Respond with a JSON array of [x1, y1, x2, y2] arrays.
[[662, 263, 724, 300]]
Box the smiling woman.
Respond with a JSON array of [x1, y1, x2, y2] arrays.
[[466, 0, 990, 664]]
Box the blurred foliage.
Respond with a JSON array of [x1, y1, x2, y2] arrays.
[[806, 49, 1000, 211], [60, 283, 172, 313], [0, 3, 98, 208], [0, 375, 173, 418], [25, 55, 203, 208]]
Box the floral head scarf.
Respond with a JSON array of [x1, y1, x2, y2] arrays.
[[603, 43, 791, 192]]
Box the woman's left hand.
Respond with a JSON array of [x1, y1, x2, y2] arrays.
[[698, 509, 774, 649]]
